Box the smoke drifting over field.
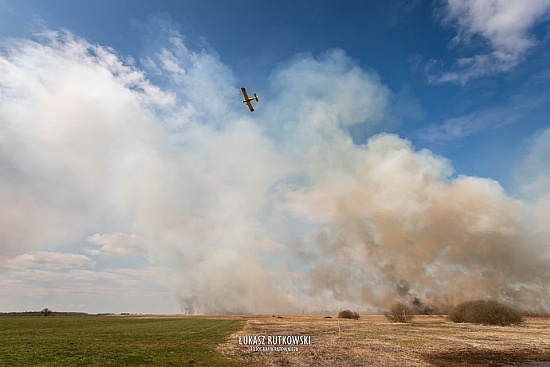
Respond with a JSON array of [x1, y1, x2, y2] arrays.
[[1, 29, 549, 314]]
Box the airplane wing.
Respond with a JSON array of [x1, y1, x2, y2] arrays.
[[241, 87, 249, 101], [245, 100, 254, 112]]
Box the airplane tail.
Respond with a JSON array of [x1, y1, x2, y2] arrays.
[[254, 93, 259, 102]]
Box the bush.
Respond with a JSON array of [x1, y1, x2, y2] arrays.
[[385, 302, 414, 323], [448, 300, 523, 326], [338, 309, 360, 319]]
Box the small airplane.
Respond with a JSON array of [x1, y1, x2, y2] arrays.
[[241, 87, 259, 112]]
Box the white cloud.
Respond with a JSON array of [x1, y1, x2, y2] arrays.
[[3, 251, 96, 270], [158, 49, 185, 78], [270, 49, 391, 127], [433, 0, 550, 83], [0, 268, 175, 313], [140, 29, 237, 127], [0, 249, 175, 312], [86, 233, 147, 257], [417, 106, 520, 141]]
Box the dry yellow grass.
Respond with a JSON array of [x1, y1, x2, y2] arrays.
[[219, 315, 550, 367]]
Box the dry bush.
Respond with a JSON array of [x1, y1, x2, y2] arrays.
[[448, 299, 523, 326], [385, 302, 414, 323], [338, 309, 360, 319]]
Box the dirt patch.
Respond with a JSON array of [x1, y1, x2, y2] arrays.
[[219, 315, 550, 367], [424, 349, 550, 367]]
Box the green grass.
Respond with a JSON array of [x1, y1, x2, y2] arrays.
[[0, 316, 249, 367]]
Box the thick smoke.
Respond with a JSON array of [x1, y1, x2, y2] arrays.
[[1, 29, 549, 314], [285, 133, 550, 313]]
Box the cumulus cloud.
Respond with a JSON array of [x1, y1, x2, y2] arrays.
[[0, 248, 175, 312], [432, 0, 550, 83], [2, 251, 96, 270], [1, 27, 549, 314], [86, 233, 147, 257]]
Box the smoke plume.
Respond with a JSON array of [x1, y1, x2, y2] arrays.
[[1, 28, 549, 314]]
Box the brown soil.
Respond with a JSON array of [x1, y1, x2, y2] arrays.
[[219, 315, 550, 367]]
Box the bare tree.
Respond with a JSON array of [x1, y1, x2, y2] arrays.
[[385, 302, 413, 323]]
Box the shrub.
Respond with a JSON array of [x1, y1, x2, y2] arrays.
[[385, 302, 414, 323], [338, 309, 360, 319], [448, 300, 523, 326]]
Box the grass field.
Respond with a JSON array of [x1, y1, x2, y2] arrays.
[[2, 315, 550, 367], [0, 316, 249, 367]]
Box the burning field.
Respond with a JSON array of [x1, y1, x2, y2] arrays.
[[221, 315, 550, 367]]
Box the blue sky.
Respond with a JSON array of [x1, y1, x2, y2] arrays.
[[1, 1, 549, 314], [2, 0, 547, 188]]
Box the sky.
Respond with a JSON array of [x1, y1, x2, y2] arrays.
[[1, 0, 549, 314]]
